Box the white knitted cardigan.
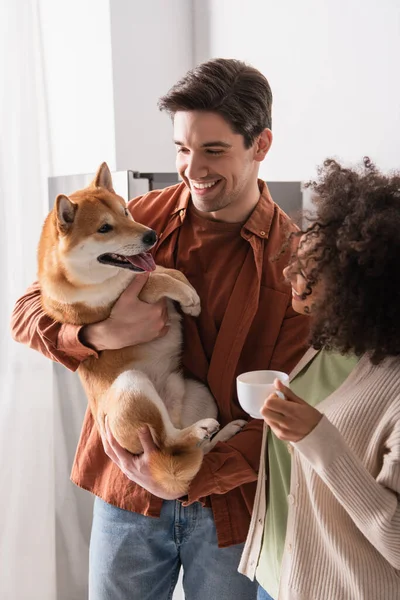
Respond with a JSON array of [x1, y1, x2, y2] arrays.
[[239, 350, 400, 600]]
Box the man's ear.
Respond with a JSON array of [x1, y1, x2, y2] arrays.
[[55, 194, 77, 232], [254, 128, 273, 163], [90, 162, 115, 193]]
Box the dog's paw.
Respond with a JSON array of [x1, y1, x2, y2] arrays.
[[194, 418, 220, 443], [213, 419, 247, 443], [180, 289, 201, 317]]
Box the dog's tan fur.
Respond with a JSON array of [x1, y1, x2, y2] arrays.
[[38, 163, 245, 495]]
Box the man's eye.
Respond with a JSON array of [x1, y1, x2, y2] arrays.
[[97, 224, 113, 234], [176, 147, 189, 154], [206, 150, 224, 156]]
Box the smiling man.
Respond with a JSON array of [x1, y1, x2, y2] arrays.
[[173, 110, 270, 222], [11, 58, 309, 600]]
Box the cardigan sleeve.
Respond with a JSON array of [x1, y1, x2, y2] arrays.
[[294, 414, 400, 569]]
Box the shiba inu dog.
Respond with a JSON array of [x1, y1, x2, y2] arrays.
[[38, 163, 246, 495]]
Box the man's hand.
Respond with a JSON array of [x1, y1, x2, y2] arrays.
[[101, 419, 186, 500], [261, 379, 323, 442], [80, 274, 170, 351]]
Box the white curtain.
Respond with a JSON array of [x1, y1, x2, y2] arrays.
[[0, 2, 91, 599]]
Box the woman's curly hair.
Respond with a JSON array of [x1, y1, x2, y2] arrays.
[[289, 157, 400, 363]]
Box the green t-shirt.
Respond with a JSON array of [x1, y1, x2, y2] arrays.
[[256, 349, 359, 598]]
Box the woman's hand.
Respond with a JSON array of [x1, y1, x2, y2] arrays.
[[101, 418, 186, 500], [261, 379, 323, 442]]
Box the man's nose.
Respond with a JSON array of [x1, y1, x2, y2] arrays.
[[184, 154, 208, 180]]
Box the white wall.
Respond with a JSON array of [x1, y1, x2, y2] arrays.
[[109, 0, 194, 172], [194, 0, 400, 181], [39, 0, 194, 178], [39, 0, 116, 176]]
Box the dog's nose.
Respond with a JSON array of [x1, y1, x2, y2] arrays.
[[142, 229, 157, 247]]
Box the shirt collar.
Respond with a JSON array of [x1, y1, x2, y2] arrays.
[[170, 179, 275, 236], [242, 180, 275, 240], [170, 184, 191, 221]]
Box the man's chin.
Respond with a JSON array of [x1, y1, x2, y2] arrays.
[[191, 196, 227, 215]]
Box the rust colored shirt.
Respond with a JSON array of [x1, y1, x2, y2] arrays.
[[11, 181, 309, 547], [176, 206, 246, 361]]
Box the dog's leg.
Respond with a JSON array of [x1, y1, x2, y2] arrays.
[[200, 420, 248, 453], [152, 265, 196, 288], [180, 378, 218, 427], [139, 272, 201, 316], [179, 377, 247, 453], [101, 369, 220, 496], [100, 370, 179, 453], [163, 371, 185, 429], [103, 370, 219, 452]]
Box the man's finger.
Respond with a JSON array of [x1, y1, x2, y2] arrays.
[[105, 417, 132, 460], [101, 427, 119, 463], [137, 426, 157, 454], [119, 273, 150, 302], [157, 325, 170, 339]]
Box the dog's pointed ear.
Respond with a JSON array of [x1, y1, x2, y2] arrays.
[[91, 162, 115, 192], [55, 194, 77, 232]]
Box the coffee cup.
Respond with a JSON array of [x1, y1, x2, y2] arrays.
[[236, 370, 289, 419]]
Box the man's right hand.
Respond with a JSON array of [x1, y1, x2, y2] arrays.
[[80, 274, 170, 351]]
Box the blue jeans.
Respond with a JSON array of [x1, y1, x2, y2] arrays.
[[89, 497, 258, 600], [257, 585, 275, 600]]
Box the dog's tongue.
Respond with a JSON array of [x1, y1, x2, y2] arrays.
[[125, 252, 156, 272]]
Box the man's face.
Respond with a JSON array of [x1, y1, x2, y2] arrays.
[[173, 111, 264, 220]]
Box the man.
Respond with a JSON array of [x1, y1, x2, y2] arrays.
[[11, 58, 309, 600]]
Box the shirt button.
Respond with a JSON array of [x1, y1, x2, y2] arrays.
[[287, 444, 293, 455], [260, 230, 266, 236], [288, 494, 295, 505], [258, 518, 263, 525]]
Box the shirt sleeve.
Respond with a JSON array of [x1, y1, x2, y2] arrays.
[[186, 418, 263, 503], [294, 415, 400, 569], [10, 281, 97, 371]]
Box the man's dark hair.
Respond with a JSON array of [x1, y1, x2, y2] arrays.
[[286, 157, 400, 364], [158, 58, 272, 148]]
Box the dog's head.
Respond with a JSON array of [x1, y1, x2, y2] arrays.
[[42, 163, 157, 286]]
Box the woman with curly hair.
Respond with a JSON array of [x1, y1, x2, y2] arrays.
[[240, 158, 400, 600]]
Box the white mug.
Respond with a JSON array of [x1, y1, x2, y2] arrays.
[[236, 370, 289, 419]]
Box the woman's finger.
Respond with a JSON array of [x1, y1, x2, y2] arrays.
[[263, 394, 294, 416], [261, 406, 293, 429], [274, 379, 306, 404]]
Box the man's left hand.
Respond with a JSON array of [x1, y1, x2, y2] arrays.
[[261, 379, 323, 442], [102, 418, 186, 500]]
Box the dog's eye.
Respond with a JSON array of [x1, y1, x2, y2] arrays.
[[124, 208, 129, 217], [97, 224, 113, 234]]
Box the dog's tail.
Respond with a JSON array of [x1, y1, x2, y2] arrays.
[[148, 445, 203, 497]]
